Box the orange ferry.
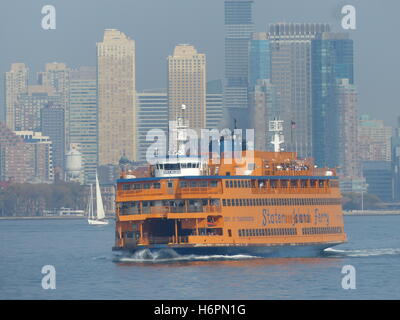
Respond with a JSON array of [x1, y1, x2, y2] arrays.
[[113, 119, 347, 257]]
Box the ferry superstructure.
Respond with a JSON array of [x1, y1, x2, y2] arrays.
[[113, 115, 346, 257]]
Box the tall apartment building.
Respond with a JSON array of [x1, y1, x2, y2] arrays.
[[4, 63, 29, 130], [14, 85, 61, 132], [224, 0, 254, 129], [0, 124, 54, 184], [97, 29, 136, 165], [167, 44, 206, 134], [14, 131, 54, 183], [268, 22, 330, 158], [69, 67, 98, 184]]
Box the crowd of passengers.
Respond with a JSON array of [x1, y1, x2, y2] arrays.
[[266, 162, 310, 171]]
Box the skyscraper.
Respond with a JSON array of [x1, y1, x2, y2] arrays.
[[312, 32, 354, 168], [167, 44, 206, 134], [337, 78, 360, 178], [136, 89, 168, 162], [37, 63, 70, 149], [206, 80, 224, 130], [248, 32, 270, 90], [4, 63, 29, 130], [224, 0, 254, 129], [69, 67, 98, 184], [40, 103, 65, 172], [248, 79, 277, 151], [268, 22, 330, 158], [97, 29, 136, 165]]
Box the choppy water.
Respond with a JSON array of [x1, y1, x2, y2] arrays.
[[0, 215, 399, 299]]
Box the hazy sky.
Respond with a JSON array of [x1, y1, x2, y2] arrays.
[[0, 0, 399, 126]]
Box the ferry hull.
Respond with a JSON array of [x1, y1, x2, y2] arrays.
[[113, 241, 344, 258]]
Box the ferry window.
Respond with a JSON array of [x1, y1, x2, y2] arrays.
[[281, 180, 288, 188], [319, 180, 325, 188], [229, 181, 233, 188], [239, 199, 243, 206], [225, 181, 229, 188], [227, 199, 231, 206], [167, 182, 173, 188], [143, 183, 150, 189], [310, 180, 316, 187], [122, 184, 131, 190], [180, 181, 187, 188], [165, 163, 180, 170], [233, 180, 238, 188], [222, 199, 226, 206], [301, 180, 307, 188], [200, 181, 207, 188], [270, 180, 277, 188], [190, 181, 197, 188], [291, 180, 298, 188], [153, 183, 161, 189], [235, 199, 239, 206], [133, 184, 141, 190], [210, 181, 218, 187], [248, 163, 255, 170], [228, 229, 232, 237]]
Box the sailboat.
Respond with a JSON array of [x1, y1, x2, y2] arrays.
[[87, 174, 109, 225]]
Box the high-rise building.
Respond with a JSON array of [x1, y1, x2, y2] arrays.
[[14, 85, 61, 132], [311, 32, 354, 168], [0, 123, 33, 183], [167, 44, 206, 134], [136, 89, 168, 162], [40, 103, 65, 172], [69, 67, 98, 184], [358, 115, 392, 162], [224, 0, 254, 129], [97, 29, 137, 165], [4, 63, 29, 130], [248, 79, 277, 151], [268, 22, 330, 158], [14, 131, 54, 183], [362, 161, 393, 202], [37, 62, 71, 147], [206, 80, 224, 130], [248, 32, 270, 90], [337, 78, 360, 178]]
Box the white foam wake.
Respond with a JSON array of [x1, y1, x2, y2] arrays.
[[113, 249, 259, 263], [324, 247, 400, 257]]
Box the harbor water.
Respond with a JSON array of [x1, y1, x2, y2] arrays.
[[0, 215, 399, 299]]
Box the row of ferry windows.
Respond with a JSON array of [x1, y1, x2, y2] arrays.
[[225, 179, 328, 189], [238, 228, 297, 237], [222, 198, 340, 207], [121, 180, 219, 190], [302, 227, 342, 235]]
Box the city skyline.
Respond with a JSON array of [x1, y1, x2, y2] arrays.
[[0, 0, 399, 127]]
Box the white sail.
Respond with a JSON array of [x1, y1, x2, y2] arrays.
[[95, 174, 106, 220]]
